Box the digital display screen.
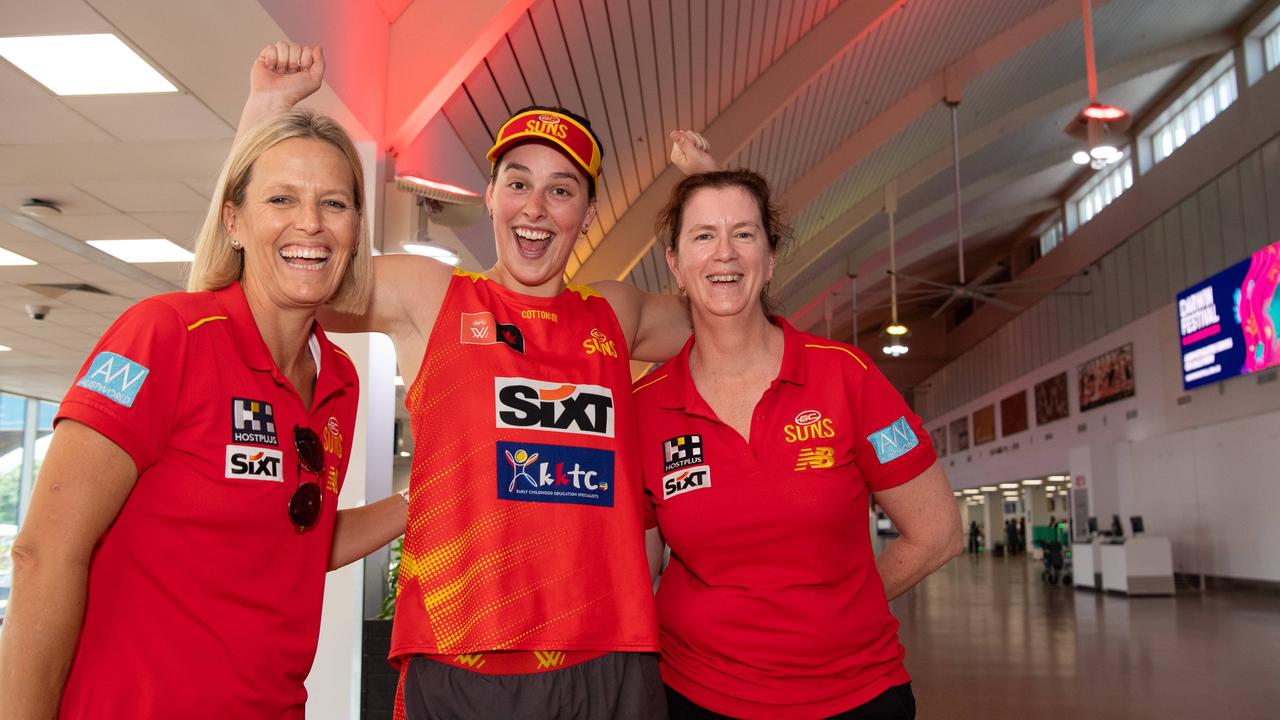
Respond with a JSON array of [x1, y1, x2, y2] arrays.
[[1177, 242, 1280, 390]]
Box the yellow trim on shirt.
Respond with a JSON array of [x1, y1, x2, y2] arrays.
[[187, 315, 228, 331], [633, 373, 668, 394], [804, 343, 868, 370], [566, 284, 601, 301]]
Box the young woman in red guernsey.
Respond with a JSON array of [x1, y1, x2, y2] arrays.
[[238, 43, 715, 719], [635, 171, 965, 719]]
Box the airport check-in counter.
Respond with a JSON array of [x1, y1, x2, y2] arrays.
[[1072, 538, 1104, 589], [1100, 536, 1175, 596]]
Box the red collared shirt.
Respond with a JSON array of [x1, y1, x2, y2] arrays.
[[55, 282, 358, 719], [634, 318, 936, 720]]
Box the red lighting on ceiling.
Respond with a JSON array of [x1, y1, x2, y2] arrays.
[[398, 175, 480, 197], [1081, 104, 1127, 121]]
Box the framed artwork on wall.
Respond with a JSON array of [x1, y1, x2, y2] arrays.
[[1000, 390, 1029, 436], [930, 426, 948, 457], [1034, 372, 1070, 425], [1079, 343, 1136, 412], [972, 405, 996, 445], [949, 417, 970, 452]]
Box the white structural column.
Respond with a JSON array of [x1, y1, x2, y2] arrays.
[[305, 331, 397, 719]]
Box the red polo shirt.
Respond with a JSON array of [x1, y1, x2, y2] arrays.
[[54, 282, 358, 719], [634, 319, 936, 719]]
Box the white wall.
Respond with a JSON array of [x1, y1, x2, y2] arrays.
[[930, 299, 1280, 582]]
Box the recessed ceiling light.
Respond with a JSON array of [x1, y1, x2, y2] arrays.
[[88, 239, 193, 263], [999, 482, 1020, 489], [0, 344, 11, 352], [1021, 479, 1044, 486], [0, 248, 37, 266], [0, 34, 177, 95], [961, 488, 980, 495], [980, 485, 998, 492]]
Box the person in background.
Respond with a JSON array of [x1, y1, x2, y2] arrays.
[[236, 42, 717, 719], [636, 170, 964, 719], [0, 109, 409, 718]]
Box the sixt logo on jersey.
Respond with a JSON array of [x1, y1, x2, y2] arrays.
[[662, 434, 702, 473], [662, 465, 711, 500], [783, 409, 836, 443], [497, 441, 614, 507], [225, 445, 283, 481], [460, 311, 525, 353], [76, 351, 150, 408], [867, 416, 919, 464], [232, 397, 277, 445], [495, 377, 614, 437]]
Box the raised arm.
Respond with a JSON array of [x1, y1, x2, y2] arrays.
[[329, 491, 408, 571], [235, 42, 325, 146], [590, 280, 691, 364], [0, 422, 138, 720], [872, 461, 964, 600]]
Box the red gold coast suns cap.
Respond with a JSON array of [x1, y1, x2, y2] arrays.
[[486, 109, 602, 183]]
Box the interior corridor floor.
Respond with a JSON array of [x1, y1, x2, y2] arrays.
[[891, 554, 1280, 719]]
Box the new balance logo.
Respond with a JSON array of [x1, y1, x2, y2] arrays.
[[795, 446, 835, 471]]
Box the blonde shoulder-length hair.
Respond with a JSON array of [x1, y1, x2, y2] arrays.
[[187, 109, 372, 315]]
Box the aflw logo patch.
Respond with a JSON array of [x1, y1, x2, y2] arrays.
[[495, 377, 614, 437], [662, 465, 711, 500], [461, 312, 524, 353], [224, 445, 283, 481], [76, 351, 150, 407]]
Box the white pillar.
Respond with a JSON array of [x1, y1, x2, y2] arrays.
[[305, 331, 396, 719]]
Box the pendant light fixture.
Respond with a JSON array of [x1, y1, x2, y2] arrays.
[[1066, 0, 1130, 169], [881, 182, 910, 357]]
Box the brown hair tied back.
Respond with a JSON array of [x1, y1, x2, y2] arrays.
[[655, 169, 793, 318]]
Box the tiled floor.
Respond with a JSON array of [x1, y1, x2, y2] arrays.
[[893, 555, 1280, 719]]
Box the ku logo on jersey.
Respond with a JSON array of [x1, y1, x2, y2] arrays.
[[77, 351, 150, 407], [495, 377, 614, 437], [868, 416, 920, 464]]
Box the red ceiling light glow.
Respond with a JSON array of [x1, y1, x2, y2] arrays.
[[397, 175, 480, 198], [1081, 103, 1128, 121]]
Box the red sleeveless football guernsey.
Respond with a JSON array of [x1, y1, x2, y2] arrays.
[[390, 270, 658, 670]]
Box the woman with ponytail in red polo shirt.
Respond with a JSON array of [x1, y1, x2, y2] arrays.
[[634, 171, 964, 720]]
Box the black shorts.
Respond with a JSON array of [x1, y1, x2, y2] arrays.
[[403, 652, 666, 720], [665, 682, 916, 720]]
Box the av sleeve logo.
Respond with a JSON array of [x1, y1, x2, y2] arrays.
[[76, 351, 150, 407], [495, 377, 614, 437], [497, 441, 614, 507], [867, 416, 919, 464]]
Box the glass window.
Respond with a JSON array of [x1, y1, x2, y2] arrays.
[[1038, 214, 1064, 257], [0, 394, 59, 619], [1146, 54, 1236, 168], [1073, 156, 1134, 231], [1265, 23, 1280, 73]]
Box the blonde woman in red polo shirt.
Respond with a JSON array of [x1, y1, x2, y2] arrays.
[[0, 110, 410, 718], [635, 171, 965, 719]]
